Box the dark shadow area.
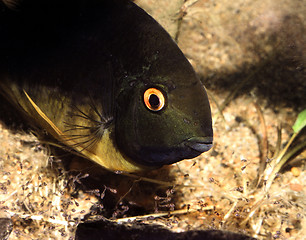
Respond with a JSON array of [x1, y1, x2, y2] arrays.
[[67, 157, 176, 220], [75, 220, 256, 240], [202, 55, 305, 111], [200, 14, 305, 111], [0, 218, 13, 240], [0, 94, 29, 132]]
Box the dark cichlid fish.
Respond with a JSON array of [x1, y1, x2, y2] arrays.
[[0, 0, 213, 172]]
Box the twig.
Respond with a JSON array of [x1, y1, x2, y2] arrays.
[[113, 206, 213, 223]]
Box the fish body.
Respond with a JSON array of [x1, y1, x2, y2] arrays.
[[0, 0, 213, 172]]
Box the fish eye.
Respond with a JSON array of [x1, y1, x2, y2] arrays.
[[143, 88, 165, 111]]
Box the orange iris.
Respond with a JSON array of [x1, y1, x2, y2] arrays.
[[143, 88, 165, 111]]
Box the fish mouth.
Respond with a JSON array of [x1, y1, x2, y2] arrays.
[[183, 136, 213, 153], [127, 136, 213, 167]]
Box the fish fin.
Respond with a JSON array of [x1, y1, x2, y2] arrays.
[[100, 61, 115, 124], [23, 90, 64, 139], [63, 101, 109, 152], [23, 89, 140, 172], [79, 60, 115, 127], [61, 61, 115, 151], [23, 90, 92, 157]]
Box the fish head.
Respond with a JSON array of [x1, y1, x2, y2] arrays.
[[115, 53, 213, 168]]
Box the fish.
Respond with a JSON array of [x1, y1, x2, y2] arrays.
[[0, 0, 213, 172]]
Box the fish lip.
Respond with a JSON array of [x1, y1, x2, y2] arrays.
[[183, 136, 213, 153], [129, 136, 213, 167]]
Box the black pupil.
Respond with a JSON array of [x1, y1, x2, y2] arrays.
[[149, 94, 160, 108]]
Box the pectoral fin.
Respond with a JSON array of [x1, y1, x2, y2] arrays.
[[23, 90, 144, 172]]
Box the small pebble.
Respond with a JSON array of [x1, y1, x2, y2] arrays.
[[290, 183, 302, 192], [290, 167, 300, 177]]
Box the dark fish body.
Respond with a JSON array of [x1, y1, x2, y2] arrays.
[[0, 0, 213, 172]]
